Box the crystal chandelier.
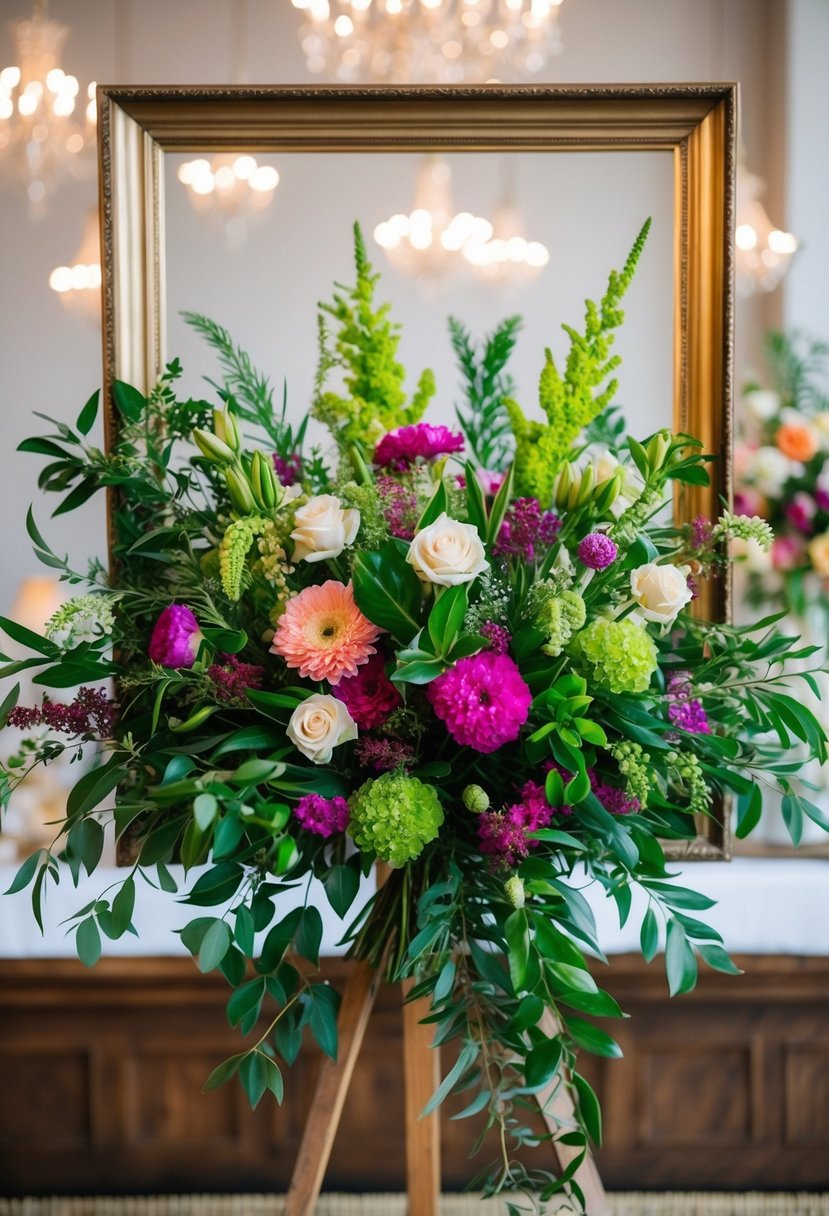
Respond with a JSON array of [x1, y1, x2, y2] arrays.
[[49, 207, 101, 322], [374, 156, 493, 283], [291, 0, 565, 84], [461, 188, 548, 280], [735, 163, 798, 298], [0, 2, 95, 207], [177, 154, 280, 244]]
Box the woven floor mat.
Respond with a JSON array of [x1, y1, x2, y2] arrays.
[[2, 1195, 829, 1216]]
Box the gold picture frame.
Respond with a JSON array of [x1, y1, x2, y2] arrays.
[[97, 84, 736, 859]]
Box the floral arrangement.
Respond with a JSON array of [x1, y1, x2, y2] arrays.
[[736, 330, 829, 617], [2, 224, 828, 1213]]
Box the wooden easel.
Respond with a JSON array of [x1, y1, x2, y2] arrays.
[[284, 963, 611, 1216]]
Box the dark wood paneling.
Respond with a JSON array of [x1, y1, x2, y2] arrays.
[[1, 955, 828, 1194]]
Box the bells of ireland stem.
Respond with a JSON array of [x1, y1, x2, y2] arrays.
[[250, 450, 277, 510]]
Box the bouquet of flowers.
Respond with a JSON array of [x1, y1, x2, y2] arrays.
[[736, 330, 829, 617], [2, 223, 827, 1213]]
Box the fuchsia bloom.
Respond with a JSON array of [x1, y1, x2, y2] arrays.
[[577, 532, 618, 570], [335, 651, 402, 729], [148, 604, 202, 668], [477, 779, 555, 867], [428, 652, 532, 753], [8, 687, 116, 738], [772, 534, 805, 571], [480, 621, 511, 654], [272, 452, 303, 486], [271, 580, 380, 685], [376, 475, 420, 540], [293, 793, 350, 838], [589, 771, 639, 815], [493, 498, 560, 562], [208, 654, 265, 704], [666, 671, 711, 735], [476, 469, 506, 497], [815, 489, 829, 512], [786, 492, 817, 534], [374, 423, 465, 469]]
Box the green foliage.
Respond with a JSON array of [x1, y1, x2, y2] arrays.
[[450, 314, 522, 468], [505, 219, 651, 502], [312, 222, 435, 450], [762, 329, 829, 413]]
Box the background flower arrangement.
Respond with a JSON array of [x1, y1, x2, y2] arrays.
[[1, 223, 827, 1213]]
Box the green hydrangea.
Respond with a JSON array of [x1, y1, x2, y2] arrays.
[[348, 772, 444, 866], [531, 588, 586, 658], [610, 740, 652, 808], [569, 616, 658, 694], [337, 480, 387, 549]]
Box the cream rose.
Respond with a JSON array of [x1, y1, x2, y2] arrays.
[[630, 562, 693, 625], [291, 495, 360, 563], [809, 532, 829, 578], [287, 694, 357, 765], [406, 512, 489, 587]]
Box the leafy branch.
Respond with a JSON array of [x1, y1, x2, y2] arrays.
[[451, 314, 522, 470]]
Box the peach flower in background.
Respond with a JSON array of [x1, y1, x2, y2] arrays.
[[776, 421, 819, 463], [807, 532, 829, 578], [271, 580, 380, 685]]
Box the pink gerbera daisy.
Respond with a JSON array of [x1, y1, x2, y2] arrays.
[[271, 580, 380, 685]]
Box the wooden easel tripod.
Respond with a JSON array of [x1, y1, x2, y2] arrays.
[[284, 959, 611, 1215]]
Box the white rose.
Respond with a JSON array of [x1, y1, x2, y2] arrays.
[[406, 512, 489, 587], [630, 562, 693, 625], [287, 694, 357, 765], [746, 446, 796, 497], [291, 494, 360, 563], [743, 389, 780, 422]]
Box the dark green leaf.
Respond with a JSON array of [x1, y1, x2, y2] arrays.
[[5, 849, 42, 895], [524, 1036, 563, 1088], [185, 862, 243, 907], [227, 978, 266, 1028], [308, 985, 340, 1060], [76, 917, 102, 967], [324, 865, 360, 919], [504, 908, 530, 993], [234, 904, 256, 956], [423, 1042, 478, 1116], [352, 543, 423, 644], [640, 906, 659, 963], [111, 877, 135, 937], [112, 379, 146, 422], [296, 906, 323, 966], [565, 1017, 623, 1059], [574, 1072, 602, 1146], [203, 1053, 245, 1092], [665, 919, 698, 996], [0, 616, 59, 657], [197, 919, 232, 973], [76, 390, 100, 436]]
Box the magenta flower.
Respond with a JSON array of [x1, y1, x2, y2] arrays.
[[477, 780, 555, 867], [772, 534, 805, 571], [374, 423, 465, 469], [476, 468, 506, 497], [376, 475, 420, 540], [428, 652, 532, 753], [334, 651, 402, 730], [667, 671, 711, 735], [493, 498, 560, 562], [293, 793, 350, 838], [148, 604, 202, 668], [786, 492, 817, 534], [7, 687, 116, 738], [577, 532, 618, 570], [480, 621, 511, 655], [272, 452, 303, 486], [816, 489, 829, 512], [208, 654, 265, 704]]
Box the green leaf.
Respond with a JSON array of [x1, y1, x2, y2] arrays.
[[76, 390, 100, 436], [504, 908, 530, 993], [417, 479, 450, 530], [18, 436, 71, 458], [201, 625, 248, 655], [352, 543, 423, 643], [296, 906, 324, 966], [574, 1072, 602, 1146], [193, 793, 219, 831], [665, 919, 698, 996], [324, 865, 360, 919], [156, 862, 178, 893], [5, 849, 43, 895], [234, 904, 256, 956], [464, 460, 488, 535], [391, 657, 444, 685], [565, 1017, 623, 1059], [524, 1036, 563, 1088], [185, 862, 243, 907], [487, 461, 515, 546], [697, 943, 743, 975], [0, 681, 20, 728], [433, 960, 457, 1003], [227, 978, 266, 1028], [203, 1053, 245, 1092], [427, 584, 468, 654], [111, 877, 135, 937], [139, 817, 186, 866], [197, 919, 232, 973], [309, 985, 340, 1060], [66, 755, 125, 820], [230, 758, 283, 786], [112, 379, 146, 422], [76, 917, 102, 967], [212, 725, 284, 758], [0, 616, 59, 657], [422, 1041, 478, 1117], [640, 906, 659, 963], [781, 794, 804, 847], [735, 784, 762, 839]]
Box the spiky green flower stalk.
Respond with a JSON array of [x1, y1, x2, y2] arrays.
[[506, 218, 652, 503], [219, 517, 266, 601]]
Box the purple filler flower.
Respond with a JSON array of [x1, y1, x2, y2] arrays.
[[494, 498, 560, 562], [148, 604, 202, 668], [577, 532, 618, 571], [375, 423, 465, 469], [480, 621, 511, 654], [293, 793, 350, 838], [272, 452, 303, 487]]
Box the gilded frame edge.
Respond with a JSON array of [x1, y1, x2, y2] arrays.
[[97, 83, 736, 860]]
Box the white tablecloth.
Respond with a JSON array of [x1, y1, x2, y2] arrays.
[[2, 857, 828, 958]]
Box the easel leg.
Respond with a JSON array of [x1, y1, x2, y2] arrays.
[[284, 960, 383, 1216], [401, 978, 441, 1216], [536, 1012, 612, 1216]]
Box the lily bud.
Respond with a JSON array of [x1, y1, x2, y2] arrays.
[[251, 450, 277, 510], [193, 428, 235, 466], [225, 467, 256, 515], [574, 465, 596, 508], [555, 463, 572, 512], [646, 430, 670, 472], [594, 471, 622, 513]]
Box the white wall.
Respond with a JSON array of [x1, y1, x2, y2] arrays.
[[0, 0, 792, 614]]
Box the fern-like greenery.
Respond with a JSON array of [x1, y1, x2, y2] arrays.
[[183, 312, 308, 458], [450, 314, 521, 470], [505, 217, 652, 503], [762, 329, 829, 413], [312, 222, 435, 451]]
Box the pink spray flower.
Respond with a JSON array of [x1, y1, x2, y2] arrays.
[[375, 423, 465, 469]]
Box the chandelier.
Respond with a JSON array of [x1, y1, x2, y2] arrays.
[[461, 184, 548, 279], [0, 2, 95, 207], [290, 0, 565, 84], [49, 207, 101, 322], [177, 154, 280, 243], [374, 156, 493, 283], [735, 163, 798, 298]]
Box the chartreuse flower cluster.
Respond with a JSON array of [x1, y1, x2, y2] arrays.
[[3, 219, 828, 1216]]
